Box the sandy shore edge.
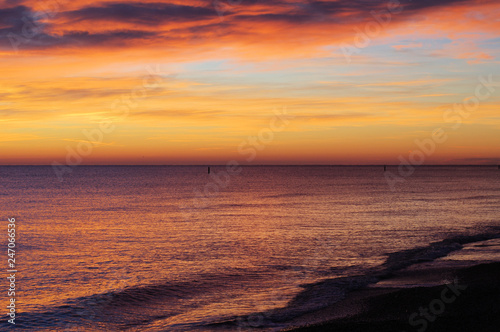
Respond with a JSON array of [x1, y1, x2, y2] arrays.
[[283, 239, 500, 332]]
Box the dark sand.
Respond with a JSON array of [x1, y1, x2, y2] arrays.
[[284, 239, 500, 332]]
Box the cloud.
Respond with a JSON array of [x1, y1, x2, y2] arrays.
[[357, 78, 455, 87], [61, 2, 215, 26], [132, 109, 225, 119], [0, 0, 488, 52], [404, 0, 472, 11], [232, 0, 476, 23], [0, 26, 159, 50], [463, 52, 494, 64], [392, 42, 423, 51], [290, 112, 373, 121], [0, 3, 172, 50], [0, 133, 43, 142], [0, 0, 24, 8], [60, 30, 158, 47], [0, 5, 33, 31], [431, 39, 496, 65]]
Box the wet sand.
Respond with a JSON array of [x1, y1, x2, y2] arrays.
[[284, 239, 500, 332]]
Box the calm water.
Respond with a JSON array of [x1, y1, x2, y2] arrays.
[[1, 166, 499, 331]]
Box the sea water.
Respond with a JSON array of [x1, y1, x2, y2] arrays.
[[0, 166, 498, 331]]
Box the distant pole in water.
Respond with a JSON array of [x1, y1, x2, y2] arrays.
[[384, 165, 387, 172], [208, 166, 210, 174]]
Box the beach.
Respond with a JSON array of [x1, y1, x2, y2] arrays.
[[4, 0, 500, 329], [284, 238, 500, 332]]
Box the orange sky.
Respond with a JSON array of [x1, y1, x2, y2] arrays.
[[1, 0, 499, 165]]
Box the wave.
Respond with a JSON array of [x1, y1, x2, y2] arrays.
[[205, 226, 500, 329], [382, 228, 500, 272], [10, 227, 500, 331], [9, 271, 262, 330]]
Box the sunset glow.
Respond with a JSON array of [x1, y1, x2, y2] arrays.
[[1, 0, 499, 165]]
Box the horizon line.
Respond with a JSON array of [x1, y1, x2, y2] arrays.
[[0, 164, 499, 167]]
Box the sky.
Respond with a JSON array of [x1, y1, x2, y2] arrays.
[[0, 0, 499, 165]]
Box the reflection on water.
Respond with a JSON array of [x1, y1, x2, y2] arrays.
[[1, 166, 498, 330]]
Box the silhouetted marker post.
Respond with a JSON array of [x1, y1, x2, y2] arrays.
[[208, 166, 210, 174], [384, 165, 387, 172]]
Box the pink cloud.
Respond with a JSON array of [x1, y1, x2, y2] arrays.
[[392, 43, 423, 51]]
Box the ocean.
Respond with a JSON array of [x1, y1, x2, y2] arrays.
[[1, 166, 499, 331]]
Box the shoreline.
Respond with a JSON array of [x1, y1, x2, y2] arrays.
[[283, 238, 500, 331], [203, 231, 500, 332]]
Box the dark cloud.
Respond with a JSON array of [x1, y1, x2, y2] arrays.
[[235, 0, 476, 24], [0, 27, 160, 50], [1, 0, 25, 6], [62, 30, 158, 46], [0, 5, 31, 29], [236, 0, 474, 14], [0, 5, 48, 50], [0, 4, 161, 50], [0, 0, 480, 51], [404, 0, 471, 11], [62, 2, 215, 26], [0, 2, 215, 50], [235, 12, 319, 24]]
